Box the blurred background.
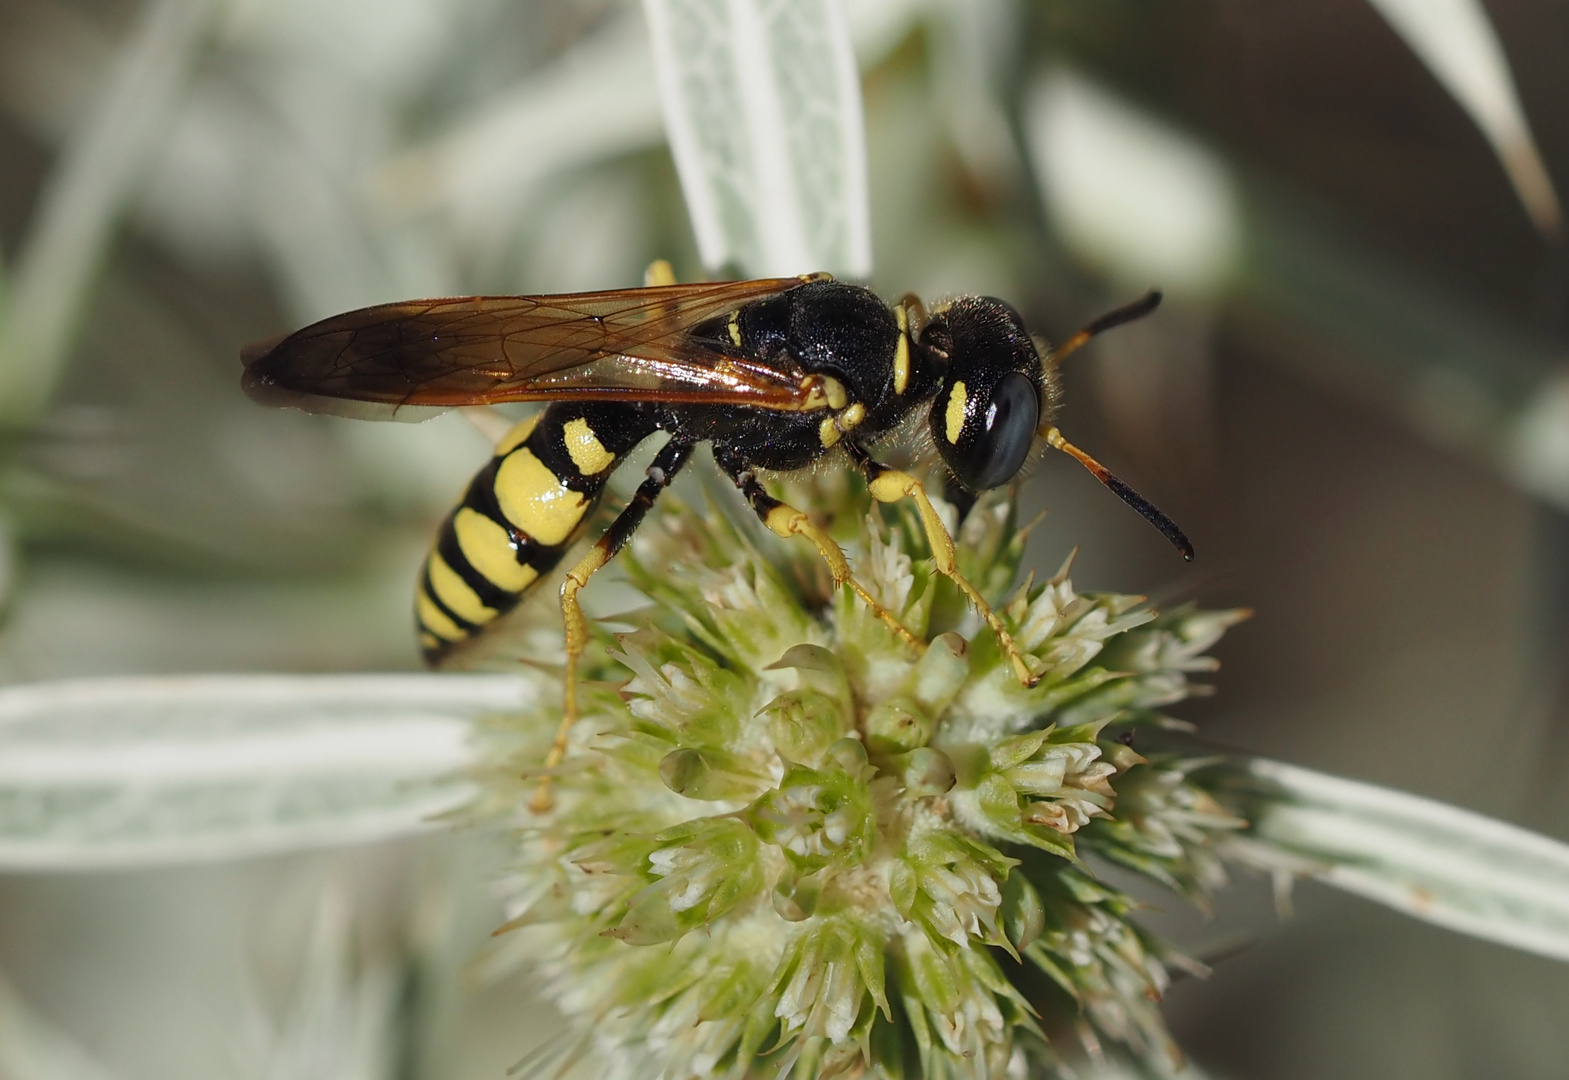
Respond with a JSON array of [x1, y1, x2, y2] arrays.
[[0, 0, 1566, 1076]]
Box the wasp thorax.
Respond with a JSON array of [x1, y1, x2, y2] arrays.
[[924, 297, 1045, 491]]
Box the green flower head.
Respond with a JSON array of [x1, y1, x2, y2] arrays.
[[477, 471, 1245, 1079]]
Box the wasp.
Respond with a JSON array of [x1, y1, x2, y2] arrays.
[[242, 263, 1189, 808]]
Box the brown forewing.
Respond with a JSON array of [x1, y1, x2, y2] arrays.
[[240, 278, 813, 417]]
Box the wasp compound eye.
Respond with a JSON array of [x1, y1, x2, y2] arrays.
[[936, 369, 1040, 490]]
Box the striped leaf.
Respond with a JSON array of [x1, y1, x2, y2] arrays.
[[1237, 758, 1569, 962], [642, 0, 870, 278], [0, 674, 537, 869]]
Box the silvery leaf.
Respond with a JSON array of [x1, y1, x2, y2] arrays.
[[1235, 758, 1569, 962], [0, 674, 536, 870], [642, 0, 871, 278], [0, 971, 121, 1080]]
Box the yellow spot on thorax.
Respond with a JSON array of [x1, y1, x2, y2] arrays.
[[494, 447, 588, 547], [563, 417, 615, 475], [727, 311, 743, 347], [839, 402, 865, 430], [428, 550, 495, 626], [893, 306, 911, 395], [453, 508, 539, 593], [819, 416, 842, 447], [945, 381, 967, 444], [494, 413, 541, 455]]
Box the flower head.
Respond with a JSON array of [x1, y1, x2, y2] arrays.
[[477, 473, 1245, 1079]]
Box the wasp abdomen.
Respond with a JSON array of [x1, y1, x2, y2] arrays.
[[417, 403, 658, 660]]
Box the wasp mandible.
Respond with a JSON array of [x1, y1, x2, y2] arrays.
[[243, 263, 1189, 808]]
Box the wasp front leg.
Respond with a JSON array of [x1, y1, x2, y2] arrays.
[[533, 436, 696, 812], [844, 444, 1039, 687], [723, 464, 924, 653]]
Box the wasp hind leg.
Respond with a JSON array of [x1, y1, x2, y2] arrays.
[[532, 436, 697, 812], [845, 445, 1039, 688], [724, 465, 923, 653]]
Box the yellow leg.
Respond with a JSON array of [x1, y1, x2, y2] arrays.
[[864, 468, 1039, 687], [761, 503, 924, 652], [529, 437, 696, 812], [644, 259, 677, 287], [529, 539, 613, 813]]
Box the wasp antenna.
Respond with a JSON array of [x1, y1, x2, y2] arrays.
[[1049, 289, 1162, 366], [1040, 426, 1193, 560]]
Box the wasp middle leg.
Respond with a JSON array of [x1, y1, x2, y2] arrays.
[[720, 459, 923, 652], [844, 443, 1039, 687]]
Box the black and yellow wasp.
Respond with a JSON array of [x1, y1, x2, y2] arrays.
[[242, 264, 1188, 807]]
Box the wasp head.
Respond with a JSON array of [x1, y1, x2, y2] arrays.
[[921, 297, 1049, 491]]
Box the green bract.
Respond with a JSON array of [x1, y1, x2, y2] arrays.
[[478, 473, 1246, 1079]]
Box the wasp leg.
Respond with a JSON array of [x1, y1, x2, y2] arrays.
[[532, 436, 697, 813], [643, 259, 678, 287], [459, 405, 521, 446], [724, 465, 923, 653], [844, 445, 1039, 687]]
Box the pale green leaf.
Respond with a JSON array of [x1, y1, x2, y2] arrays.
[[0, 514, 12, 617], [1238, 759, 1569, 962], [1025, 69, 1240, 298], [371, 16, 663, 223], [0, 674, 536, 870], [642, 0, 870, 278], [0, 971, 121, 1080], [0, 0, 226, 429]]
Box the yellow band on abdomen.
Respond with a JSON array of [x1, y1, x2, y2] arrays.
[[427, 549, 496, 626], [453, 508, 539, 594], [494, 447, 589, 547], [494, 413, 541, 455], [417, 589, 464, 641]]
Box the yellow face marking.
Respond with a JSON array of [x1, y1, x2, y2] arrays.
[[494, 413, 541, 456], [945, 380, 968, 444], [839, 402, 865, 431], [494, 447, 588, 547], [819, 416, 843, 447], [727, 311, 743, 347], [417, 590, 464, 641], [563, 417, 615, 475], [453, 508, 539, 593], [428, 550, 496, 626], [893, 307, 911, 395]]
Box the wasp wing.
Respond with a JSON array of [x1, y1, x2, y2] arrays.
[[241, 278, 814, 420]]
